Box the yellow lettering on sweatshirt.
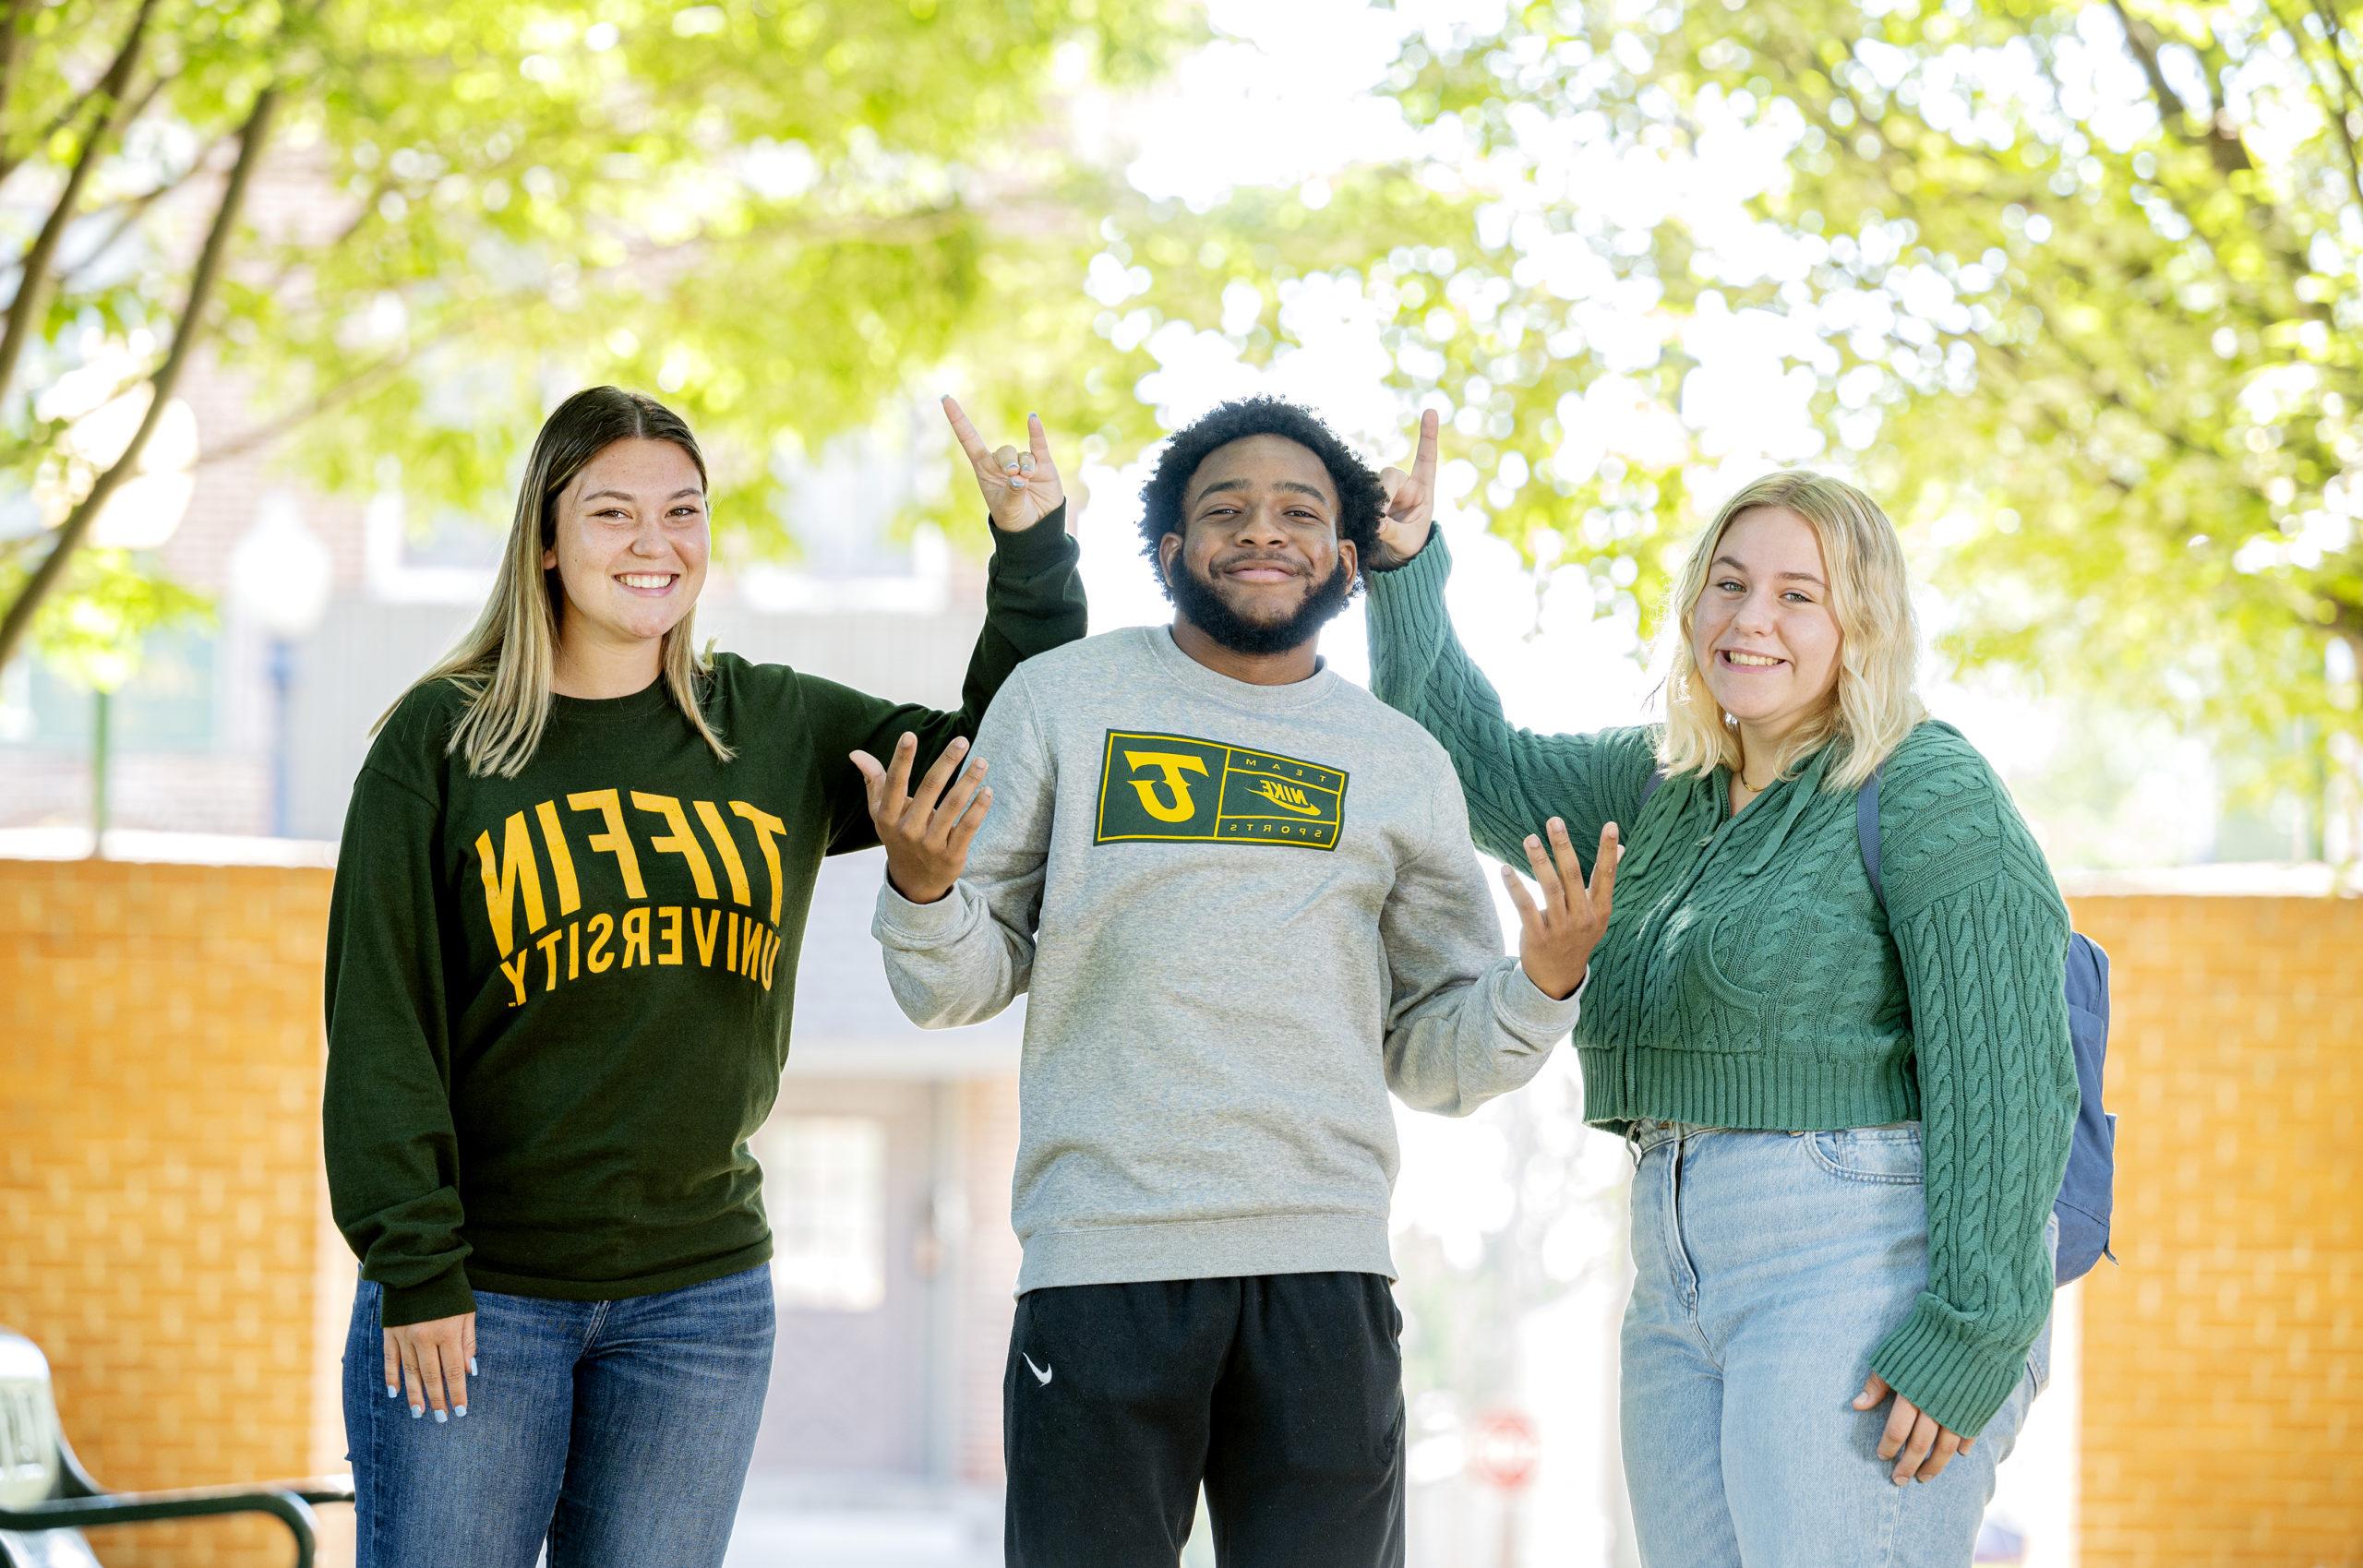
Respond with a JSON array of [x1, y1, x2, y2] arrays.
[[730, 801, 789, 924], [535, 800, 582, 916], [633, 793, 719, 900], [534, 927, 564, 992], [474, 812, 547, 957], [569, 789, 647, 899], [498, 949, 531, 1007], [692, 799, 752, 907]]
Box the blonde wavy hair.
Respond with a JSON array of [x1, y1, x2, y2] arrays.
[[378, 386, 734, 777], [1656, 470, 1925, 793]]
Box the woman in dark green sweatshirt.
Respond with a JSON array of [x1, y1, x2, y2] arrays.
[[322, 386, 1085, 1568], [1361, 416, 2076, 1567]]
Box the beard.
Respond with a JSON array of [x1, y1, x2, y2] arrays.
[[1164, 552, 1358, 656]]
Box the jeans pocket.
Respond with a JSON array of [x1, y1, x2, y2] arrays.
[[1803, 1125, 1925, 1184]]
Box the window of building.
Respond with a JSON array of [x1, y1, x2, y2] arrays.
[[755, 1115, 888, 1311]]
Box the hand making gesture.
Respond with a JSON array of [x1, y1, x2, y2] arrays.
[[1369, 407, 1441, 570], [943, 394, 1066, 533], [1505, 819, 1620, 1001], [851, 732, 992, 906]]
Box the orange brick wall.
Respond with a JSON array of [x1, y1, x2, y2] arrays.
[[2065, 894, 2363, 1568], [0, 856, 349, 1568]]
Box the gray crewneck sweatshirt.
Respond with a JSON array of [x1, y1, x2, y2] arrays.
[[871, 626, 1580, 1294]]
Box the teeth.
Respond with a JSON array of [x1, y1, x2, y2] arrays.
[[1727, 652, 1781, 667], [619, 574, 673, 589]]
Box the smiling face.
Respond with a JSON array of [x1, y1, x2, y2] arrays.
[[1157, 434, 1358, 655], [541, 437, 710, 659], [1689, 504, 1843, 746]]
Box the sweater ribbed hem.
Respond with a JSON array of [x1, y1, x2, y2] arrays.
[[1576, 1046, 1920, 1135], [1016, 1212, 1395, 1295], [462, 1236, 774, 1307], [989, 502, 1074, 570], [377, 1265, 476, 1328], [1869, 1290, 2033, 1437]]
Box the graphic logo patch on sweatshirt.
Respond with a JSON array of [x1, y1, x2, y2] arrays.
[[1094, 730, 1348, 849]]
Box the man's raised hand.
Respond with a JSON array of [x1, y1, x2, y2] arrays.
[[945, 395, 1065, 533], [852, 732, 993, 905], [1370, 407, 1441, 570]]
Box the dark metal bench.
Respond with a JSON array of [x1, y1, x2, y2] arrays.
[[0, 1328, 354, 1568]]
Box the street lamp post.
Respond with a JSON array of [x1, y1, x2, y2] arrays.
[[229, 497, 333, 839]]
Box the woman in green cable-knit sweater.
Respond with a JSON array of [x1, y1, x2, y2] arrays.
[[1360, 413, 2077, 1566]]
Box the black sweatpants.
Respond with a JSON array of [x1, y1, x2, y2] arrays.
[[1002, 1271, 1405, 1568]]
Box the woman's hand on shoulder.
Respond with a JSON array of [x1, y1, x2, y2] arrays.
[[852, 731, 992, 905], [1369, 408, 1440, 571], [943, 395, 1066, 533], [384, 1311, 475, 1423]]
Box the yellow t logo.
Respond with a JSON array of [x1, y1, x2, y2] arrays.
[[1123, 750, 1210, 822]]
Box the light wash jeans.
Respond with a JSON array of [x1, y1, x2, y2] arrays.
[[342, 1264, 775, 1568], [1620, 1120, 2051, 1568]]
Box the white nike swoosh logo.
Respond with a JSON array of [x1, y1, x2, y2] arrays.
[[1023, 1354, 1052, 1386]]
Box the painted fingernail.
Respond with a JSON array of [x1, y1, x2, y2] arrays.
[[411, 1404, 424, 1418], [387, 1382, 400, 1398], [433, 1408, 448, 1425], [469, 1357, 478, 1376], [455, 1405, 468, 1418]]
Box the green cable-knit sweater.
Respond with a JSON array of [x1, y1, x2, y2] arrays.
[[1364, 529, 2079, 1437]]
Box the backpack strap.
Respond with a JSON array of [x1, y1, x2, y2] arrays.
[[1856, 768, 1886, 910]]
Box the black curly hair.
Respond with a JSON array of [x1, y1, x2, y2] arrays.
[[1135, 397, 1387, 581]]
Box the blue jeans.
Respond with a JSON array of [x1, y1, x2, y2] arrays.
[[342, 1264, 775, 1568], [1619, 1121, 2051, 1568]]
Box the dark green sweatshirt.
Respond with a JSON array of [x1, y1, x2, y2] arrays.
[[324, 509, 1085, 1326]]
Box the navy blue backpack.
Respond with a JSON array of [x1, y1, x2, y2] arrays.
[[1638, 767, 2118, 1284]]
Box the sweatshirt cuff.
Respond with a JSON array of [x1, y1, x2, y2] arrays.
[[872, 877, 979, 945], [1493, 958, 1585, 1044], [378, 1264, 476, 1329], [1868, 1291, 2032, 1438], [987, 501, 1073, 569], [1362, 526, 1453, 653]]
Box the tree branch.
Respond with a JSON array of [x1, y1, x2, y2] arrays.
[[0, 0, 158, 401], [0, 81, 278, 674], [0, 0, 163, 188], [54, 134, 234, 290], [0, 0, 24, 130], [2284, 0, 2363, 205], [202, 199, 978, 465]]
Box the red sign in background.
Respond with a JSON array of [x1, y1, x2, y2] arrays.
[[1469, 1409, 1541, 1491]]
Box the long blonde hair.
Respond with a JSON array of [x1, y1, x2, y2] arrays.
[[1656, 470, 1925, 792], [378, 386, 735, 777]]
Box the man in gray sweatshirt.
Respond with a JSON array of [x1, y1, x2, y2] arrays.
[[853, 399, 1619, 1567]]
